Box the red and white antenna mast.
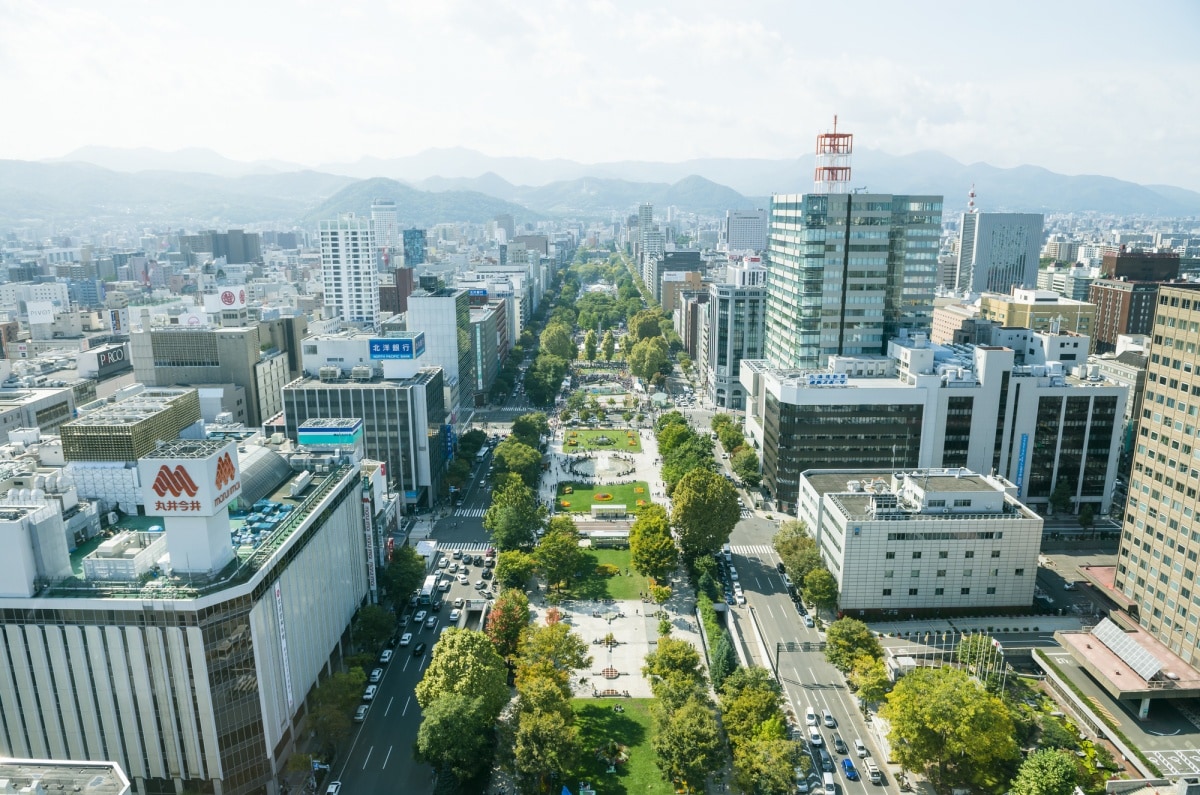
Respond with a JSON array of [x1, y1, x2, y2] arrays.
[[813, 115, 853, 194], [967, 184, 977, 213]]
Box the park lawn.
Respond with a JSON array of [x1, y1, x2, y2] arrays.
[[569, 547, 650, 600], [572, 698, 673, 795], [564, 428, 642, 453], [557, 480, 652, 514]]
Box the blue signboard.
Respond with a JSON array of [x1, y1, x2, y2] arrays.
[[369, 332, 425, 360], [1015, 433, 1029, 497], [468, 288, 488, 298], [443, 424, 456, 461]]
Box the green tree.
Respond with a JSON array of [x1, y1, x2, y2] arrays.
[[511, 412, 550, 449], [849, 654, 891, 706], [711, 413, 735, 433], [534, 516, 583, 592], [458, 428, 488, 458], [495, 550, 537, 589], [720, 668, 785, 752], [308, 668, 366, 751], [486, 588, 531, 660], [539, 322, 577, 360], [881, 667, 1019, 793], [1078, 504, 1095, 530], [670, 469, 740, 560], [381, 543, 426, 610], [773, 521, 823, 584], [414, 692, 495, 781], [733, 737, 802, 795], [709, 632, 738, 689], [824, 618, 883, 672], [630, 504, 678, 581], [416, 629, 510, 721], [731, 447, 761, 487], [511, 700, 580, 794], [803, 568, 839, 612], [1011, 749, 1080, 795], [492, 437, 543, 489], [484, 479, 546, 551], [444, 456, 472, 492], [629, 336, 670, 382], [643, 636, 705, 692], [629, 309, 665, 344], [658, 616, 673, 637], [353, 604, 396, 653], [583, 329, 598, 361], [524, 354, 568, 406], [601, 329, 615, 361], [652, 696, 724, 794], [678, 353, 692, 374], [1049, 480, 1073, 515], [516, 621, 592, 695]]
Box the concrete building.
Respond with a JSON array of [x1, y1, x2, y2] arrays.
[[764, 193, 943, 370], [955, 212, 1044, 294], [282, 371, 445, 509], [724, 209, 769, 252], [319, 213, 379, 331], [675, 291, 709, 361], [130, 325, 290, 427], [702, 259, 767, 410], [0, 758, 131, 795], [470, 303, 502, 401], [798, 469, 1042, 614], [1101, 250, 1180, 282], [402, 228, 427, 267], [741, 330, 1126, 516], [1038, 263, 1095, 302], [370, 197, 399, 257], [405, 287, 475, 425], [1088, 279, 1160, 354], [0, 440, 376, 795], [979, 288, 1096, 340], [661, 270, 703, 316]]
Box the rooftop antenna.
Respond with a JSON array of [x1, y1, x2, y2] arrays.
[[967, 184, 978, 214], [813, 115, 853, 194]]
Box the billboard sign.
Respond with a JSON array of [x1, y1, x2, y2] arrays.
[[108, 308, 130, 334], [96, 345, 132, 378], [203, 289, 248, 313], [27, 301, 55, 325], [138, 440, 241, 516], [369, 332, 425, 360]]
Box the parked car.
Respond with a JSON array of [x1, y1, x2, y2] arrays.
[[449, 608, 462, 622], [353, 704, 369, 723], [438, 557, 448, 568], [453, 597, 465, 609], [378, 649, 393, 664], [326, 782, 342, 795], [362, 685, 378, 701], [368, 667, 383, 684], [399, 633, 413, 647], [452, 549, 462, 559]]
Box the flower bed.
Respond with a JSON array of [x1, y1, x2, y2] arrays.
[[594, 493, 614, 501]]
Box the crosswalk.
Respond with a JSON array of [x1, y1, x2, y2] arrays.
[[454, 507, 487, 517], [446, 542, 493, 553], [730, 544, 776, 557], [739, 508, 754, 519]]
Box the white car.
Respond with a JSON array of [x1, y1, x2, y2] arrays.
[[457, 574, 469, 585], [808, 728, 823, 746], [729, 568, 739, 581], [735, 592, 746, 606], [399, 632, 413, 647], [449, 608, 462, 622], [414, 610, 428, 623], [806, 707, 818, 727], [363, 685, 378, 701], [438, 557, 448, 568]]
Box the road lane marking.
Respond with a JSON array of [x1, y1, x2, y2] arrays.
[[382, 745, 393, 769], [402, 696, 412, 716], [362, 746, 373, 769], [384, 697, 394, 716]]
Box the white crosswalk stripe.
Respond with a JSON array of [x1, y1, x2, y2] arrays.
[[739, 508, 754, 519], [446, 542, 492, 552], [454, 507, 487, 518], [730, 544, 776, 557]]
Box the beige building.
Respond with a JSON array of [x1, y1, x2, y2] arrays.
[[979, 288, 1096, 340], [931, 303, 980, 344], [661, 270, 703, 316]]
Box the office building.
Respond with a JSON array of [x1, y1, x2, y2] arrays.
[[1089, 279, 1160, 354], [725, 209, 769, 252], [282, 369, 446, 508], [661, 270, 703, 316], [494, 213, 515, 242], [470, 303, 503, 400], [402, 228, 427, 267], [319, 213, 379, 331], [0, 440, 375, 795], [179, 229, 261, 265], [741, 330, 1126, 515], [764, 193, 943, 370], [702, 259, 767, 410], [1114, 283, 1200, 663], [370, 197, 399, 259], [1101, 250, 1180, 281], [405, 287, 475, 424], [955, 212, 1044, 294], [798, 469, 1041, 613], [979, 288, 1096, 339], [130, 325, 290, 427], [1038, 263, 1095, 302]]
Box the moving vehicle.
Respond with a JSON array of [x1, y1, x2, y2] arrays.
[[414, 610, 428, 624], [412, 642, 427, 657], [449, 608, 462, 622], [399, 633, 413, 647], [419, 574, 438, 605], [806, 707, 818, 726], [425, 615, 437, 629], [326, 782, 342, 795], [855, 739, 868, 758], [864, 759, 882, 784], [823, 709, 836, 728], [808, 728, 823, 746], [842, 759, 858, 781], [823, 772, 836, 795], [832, 734, 847, 755]]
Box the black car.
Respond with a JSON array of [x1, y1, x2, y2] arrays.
[[412, 642, 427, 657], [776, 561, 786, 574], [832, 734, 847, 755], [431, 599, 443, 611]]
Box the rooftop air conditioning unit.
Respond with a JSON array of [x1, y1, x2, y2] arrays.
[[318, 366, 341, 382], [350, 365, 373, 382]]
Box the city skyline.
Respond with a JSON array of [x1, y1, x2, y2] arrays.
[[1, 1, 1197, 190]]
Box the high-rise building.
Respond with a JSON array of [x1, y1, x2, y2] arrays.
[[405, 287, 476, 424], [955, 210, 1044, 294], [370, 197, 399, 263], [1088, 279, 1160, 353], [1114, 283, 1200, 664], [320, 213, 379, 331], [1101, 250, 1180, 281], [702, 259, 767, 410], [402, 228, 427, 266], [764, 193, 943, 370], [724, 209, 769, 252], [979, 288, 1096, 338]]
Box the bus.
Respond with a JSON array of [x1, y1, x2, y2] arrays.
[[475, 448, 488, 466], [419, 574, 438, 605]]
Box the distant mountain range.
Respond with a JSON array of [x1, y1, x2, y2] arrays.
[[2, 145, 1196, 229]]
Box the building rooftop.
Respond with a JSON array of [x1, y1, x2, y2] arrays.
[[0, 758, 131, 795], [804, 469, 1038, 523]]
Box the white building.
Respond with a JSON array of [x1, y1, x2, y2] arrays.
[[724, 209, 768, 252], [798, 468, 1042, 613], [319, 213, 379, 331], [956, 212, 1044, 294], [370, 197, 399, 254]]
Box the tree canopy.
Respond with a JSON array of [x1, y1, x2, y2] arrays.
[[600, 329, 616, 361], [803, 567, 838, 612], [1010, 749, 1080, 795], [671, 468, 740, 560], [630, 504, 678, 581], [414, 692, 495, 782], [629, 336, 671, 382], [583, 329, 598, 361], [731, 447, 761, 487], [380, 543, 426, 610], [495, 549, 537, 588], [824, 618, 883, 672], [416, 629, 510, 721], [483, 479, 546, 552], [492, 436, 543, 489], [534, 515, 583, 592], [773, 521, 823, 585], [539, 322, 577, 361], [652, 696, 724, 794], [486, 587, 531, 661], [510, 412, 550, 449]]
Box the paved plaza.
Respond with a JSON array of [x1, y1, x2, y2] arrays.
[[541, 425, 670, 519]]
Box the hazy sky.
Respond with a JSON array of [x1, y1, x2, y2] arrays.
[[3, 0, 1198, 189]]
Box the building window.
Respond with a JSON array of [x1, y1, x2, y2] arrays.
[[882, 588, 892, 596], [954, 499, 972, 507], [911, 570, 921, 578], [991, 568, 1000, 576], [935, 587, 945, 595], [909, 588, 919, 596], [963, 569, 973, 577], [991, 550, 1001, 558], [885, 552, 895, 560], [912, 551, 922, 559], [1015, 568, 1024, 576], [936, 569, 947, 577], [884, 570, 894, 579], [965, 551, 975, 558], [961, 587, 971, 595], [939, 551, 948, 559]]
